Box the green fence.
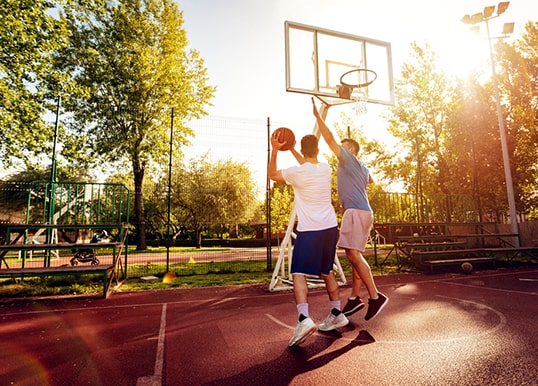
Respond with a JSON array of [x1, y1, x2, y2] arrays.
[[370, 192, 478, 224], [25, 181, 130, 225]]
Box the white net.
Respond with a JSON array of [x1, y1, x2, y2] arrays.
[[352, 89, 368, 115]]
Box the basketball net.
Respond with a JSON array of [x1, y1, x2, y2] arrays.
[[352, 88, 368, 116]]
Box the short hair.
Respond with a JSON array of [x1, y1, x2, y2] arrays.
[[301, 134, 319, 157], [341, 138, 360, 155]]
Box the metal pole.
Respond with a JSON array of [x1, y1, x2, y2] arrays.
[[266, 117, 272, 271], [166, 108, 174, 271], [50, 95, 61, 184], [485, 19, 519, 244], [45, 95, 61, 266]]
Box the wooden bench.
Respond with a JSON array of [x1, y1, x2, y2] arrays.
[[0, 264, 116, 298], [0, 241, 124, 298], [422, 257, 496, 273], [402, 241, 468, 251], [481, 247, 538, 261], [452, 233, 520, 248], [0, 223, 128, 299], [414, 246, 538, 273]]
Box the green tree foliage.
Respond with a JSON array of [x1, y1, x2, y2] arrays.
[[268, 182, 294, 243], [447, 75, 508, 221], [497, 22, 538, 217], [386, 42, 458, 199], [0, 0, 66, 165], [155, 155, 259, 248], [55, 0, 215, 249]]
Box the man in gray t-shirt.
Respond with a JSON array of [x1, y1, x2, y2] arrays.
[[312, 97, 389, 321]]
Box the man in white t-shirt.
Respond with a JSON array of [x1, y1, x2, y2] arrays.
[[269, 131, 348, 347]]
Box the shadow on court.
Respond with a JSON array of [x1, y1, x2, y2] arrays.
[[1, 266, 537, 385]]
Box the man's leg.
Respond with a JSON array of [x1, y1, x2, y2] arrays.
[[318, 272, 349, 331], [289, 274, 316, 347], [345, 248, 377, 299], [345, 248, 388, 321], [350, 266, 362, 297], [342, 266, 365, 316], [293, 273, 308, 305]]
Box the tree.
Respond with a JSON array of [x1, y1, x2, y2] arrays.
[[498, 22, 538, 217], [0, 0, 68, 166], [269, 182, 294, 244], [387, 42, 459, 198], [169, 155, 259, 248], [56, 0, 215, 249]]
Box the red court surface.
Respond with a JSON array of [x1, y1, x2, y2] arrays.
[[1, 266, 537, 386]]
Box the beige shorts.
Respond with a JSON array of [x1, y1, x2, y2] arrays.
[[337, 209, 373, 252]]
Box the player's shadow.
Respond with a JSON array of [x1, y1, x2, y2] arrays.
[[201, 329, 375, 386]]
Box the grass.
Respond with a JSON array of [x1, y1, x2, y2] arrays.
[[2, 250, 535, 300], [0, 250, 401, 299]]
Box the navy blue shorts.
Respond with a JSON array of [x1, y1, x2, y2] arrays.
[[291, 226, 338, 276]]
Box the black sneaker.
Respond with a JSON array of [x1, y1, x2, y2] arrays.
[[342, 297, 365, 316], [365, 293, 388, 321]]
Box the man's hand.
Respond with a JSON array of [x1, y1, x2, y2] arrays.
[[312, 97, 321, 119], [271, 129, 290, 151]]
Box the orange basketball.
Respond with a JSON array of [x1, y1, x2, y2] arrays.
[[273, 127, 295, 151]]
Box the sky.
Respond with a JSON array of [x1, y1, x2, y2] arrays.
[[180, 0, 537, 119], [177, 0, 538, 192]]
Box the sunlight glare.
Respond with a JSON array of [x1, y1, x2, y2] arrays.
[[434, 27, 490, 79]]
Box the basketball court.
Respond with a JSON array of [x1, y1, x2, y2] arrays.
[[3, 18, 536, 386], [1, 266, 537, 385]]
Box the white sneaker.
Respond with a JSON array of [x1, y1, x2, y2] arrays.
[[289, 317, 317, 347], [318, 311, 349, 331]]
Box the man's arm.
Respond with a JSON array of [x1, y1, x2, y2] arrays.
[[268, 130, 286, 183], [312, 97, 341, 156], [290, 146, 305, 164]]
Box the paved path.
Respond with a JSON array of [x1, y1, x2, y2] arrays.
[[1, 267, 537, 385]]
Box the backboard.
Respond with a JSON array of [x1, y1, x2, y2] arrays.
[[285, 21, 395, 107]]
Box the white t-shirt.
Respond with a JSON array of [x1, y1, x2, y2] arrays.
[[282, 162, 337, 232]]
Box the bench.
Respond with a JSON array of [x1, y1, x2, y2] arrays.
[[481, 247, 538, 261], [0, 265, 116, 298], [415, 246, 538, 273], [452, 233, 520, 248], [0, 241, 124, 298], [401, 241, 468, 251], [422, 257, 497, 273], [412, 248, 488, 263], [0, 223, 128, 299]]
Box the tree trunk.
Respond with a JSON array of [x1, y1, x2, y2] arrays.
[[195, 227, 202, 248], [133, 165, 147, 250]]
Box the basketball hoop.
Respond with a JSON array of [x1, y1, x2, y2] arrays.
[[339, 68, 377, 116]]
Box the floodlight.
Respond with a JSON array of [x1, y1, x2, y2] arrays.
[[502, 22, 515, 35], [483, 6, 495, 18], [470, 26, 481, 35], [470, 13, 484, 24], [461, 15, 472, 24], [497, 2, 510, 15]]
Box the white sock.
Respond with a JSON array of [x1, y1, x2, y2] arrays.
[[330, 300, 341, 311], [297, 303, 309, 318]]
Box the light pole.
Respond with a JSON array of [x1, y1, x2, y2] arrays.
[[461, 2, 519, 244]]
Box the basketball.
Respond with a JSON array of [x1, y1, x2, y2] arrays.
[[461, 262, 473, 273], [273, 127, 295, 151], [162, 271, 177, 283]]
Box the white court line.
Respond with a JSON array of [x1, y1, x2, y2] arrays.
[[441, 280, 537, 295], [266, 294, 508, 345], [136, 303, 167, 386]]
